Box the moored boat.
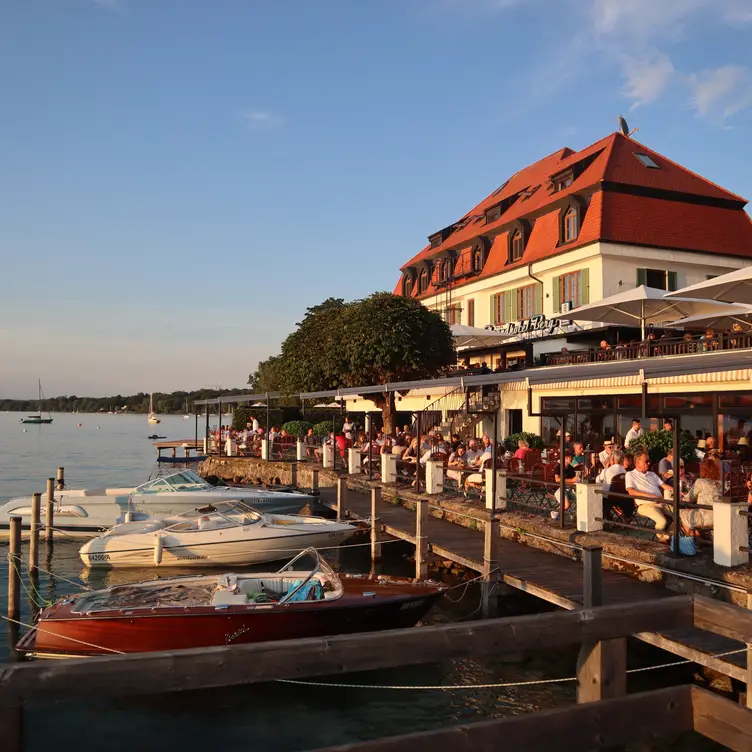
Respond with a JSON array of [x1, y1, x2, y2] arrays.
[[79, 501, 359, 568], [16, 550, 446, 658], [0, 470, 315, 537], [20, 380, 53, 424]]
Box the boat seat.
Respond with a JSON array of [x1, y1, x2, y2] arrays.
[[211, 591, 249, 607], [104, 488, 135, 496]]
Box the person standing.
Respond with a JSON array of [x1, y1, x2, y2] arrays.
[[625, 418, 644, 447], [342, 415, 354, 443]]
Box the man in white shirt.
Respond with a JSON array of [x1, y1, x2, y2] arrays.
[[251, 415, 260, 432], [342, 416, 354, 442], [597, 449, 626, 492], [625, 418, 644, 447], [625, 451, 673, 532], [598, 440, 614, 467]]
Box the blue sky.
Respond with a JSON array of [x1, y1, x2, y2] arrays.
[[2, 0, 751, 398]]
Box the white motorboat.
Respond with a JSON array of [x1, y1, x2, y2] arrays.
[[79, 501, 359, 568], [0, 470, 315, 537]]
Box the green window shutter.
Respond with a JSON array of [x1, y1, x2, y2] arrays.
[[667, 271, 677, 291], [636, 268, 647, 286], [511, 289, 519, 320], [536, 282, 543, 315], [552, 275, 560, 313], [491, 295, 497, 324], [580, 268, 589, 305], [505, 291, 513, 323]]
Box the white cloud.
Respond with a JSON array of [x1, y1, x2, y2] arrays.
[[622, 54, 675, 109], [242, 110, 285, 131], [688, 65, 752, 119]]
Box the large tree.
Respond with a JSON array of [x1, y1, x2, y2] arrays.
[[270, 292, 455, 432]]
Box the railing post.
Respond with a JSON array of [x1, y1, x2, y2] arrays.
[[296, 441, 305, 461], [322, 443, 334, 469], [8, 516, 21, 623], [56, 466, 65, 490], [261, 439, 270, 461], [45, 477, 55, 542], [576, 483, 603, 533], [348, 447, 360, 475], [29, 492, 41, 575], [371, 487, 382, 562], [381, 453, 397, 484], [485, 468, 506, 511], [426, 460, 443, 494], [712, 502, 749, 567], [311, 469, 320, 496], [336, 477, 347, 522], [577, 545, 626, 703], [415, 498, 428, 580], [482, 513, 500, 618]]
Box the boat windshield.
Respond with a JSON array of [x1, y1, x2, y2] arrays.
[[134, 470, 210, 494], [166, 502, 262, 532], [276, 548, 338, 605]]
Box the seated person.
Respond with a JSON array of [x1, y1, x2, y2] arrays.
[[446, 446, 469, 483], [464, 450, 493, 493], [625, 451, 673, 539], [597, 449, 626, 492], [513, 439, 531, 461], [681, 458, 721, 534], [571, 442, 587, 469], [552, 452, 577, 519]]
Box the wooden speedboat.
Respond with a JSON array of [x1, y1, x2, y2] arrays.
[[16, 550, 446, 658], [79, 501, 359, 568]]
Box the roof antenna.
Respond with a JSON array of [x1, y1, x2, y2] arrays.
[[618, 115, 639, 137]]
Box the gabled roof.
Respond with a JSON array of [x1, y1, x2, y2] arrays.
[[397, 131, 752, 297]]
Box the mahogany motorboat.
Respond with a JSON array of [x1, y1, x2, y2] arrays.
[[16, 549, 446, 658]]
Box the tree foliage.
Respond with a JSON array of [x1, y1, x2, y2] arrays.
[[626, 429, 696, 465], [268, 293, 455, 431]]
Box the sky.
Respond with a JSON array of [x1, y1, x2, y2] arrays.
[[1, 0, 751, 398]]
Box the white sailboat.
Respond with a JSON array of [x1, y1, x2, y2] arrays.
[[148, 393, 160, 424]]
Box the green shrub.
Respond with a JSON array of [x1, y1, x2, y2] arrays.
[[232, 407, 284, 432], [312, 419, 342, 437], [503, 432, 545, 453], [626, 429, 695, 465], [282, 420, 313, 437]]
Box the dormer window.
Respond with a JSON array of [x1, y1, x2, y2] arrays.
[[437, 259, 449, 283], [511, 230, 524, 262], [401, 274, 412, 296], [429, 234, 442, 249], [485, 205, 501, 224], [564, 207, 579, 242], [473, 250, 482, 272], [419, 269, 429, 293], [552, 171, 573, 192]]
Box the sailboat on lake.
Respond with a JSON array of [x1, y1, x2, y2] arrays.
[[147, 393, 161, 425], [20, 381, 53, 425]]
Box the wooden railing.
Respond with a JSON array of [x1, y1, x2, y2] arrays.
[[1, 593, 751, 750]]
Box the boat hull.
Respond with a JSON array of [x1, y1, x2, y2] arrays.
[[19, 589, 444, 657], [80, 525, 359, 568], [20, 418, 53, 424]]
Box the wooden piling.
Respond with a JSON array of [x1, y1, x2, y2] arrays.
[[0, 705, 23, 752], [56, 466, 65, 490], [29, 493, 41, 575], [45, 478, 55, 542], [184, 446, 191, 458], [336, 477, 347, 522], [8, 516, 21, 623], [311, 469, 320, 496], [371, 487, 382, 562], [577, 545, 626, 703], [415, 498, 428, 580], [171, 447, 177, 458], [482, 513, 500, 618]]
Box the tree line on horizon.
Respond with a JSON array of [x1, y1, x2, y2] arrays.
[[0, 388, 249, 415]]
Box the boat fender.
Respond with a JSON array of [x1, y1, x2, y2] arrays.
[[125, 511, 133, 523], [154, 534, 163, 566]]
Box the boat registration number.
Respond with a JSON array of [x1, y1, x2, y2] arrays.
[[328, 531, 346, 538], [88, 553, 111, 562], [400, 599, 425, 611]]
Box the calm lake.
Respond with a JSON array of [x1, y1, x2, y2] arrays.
[[0, 412, 721, 751]]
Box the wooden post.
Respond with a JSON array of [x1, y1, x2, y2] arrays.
[[415, 498, 428, 580], [482, 513, 500, 618], [158, 447, 163, 458], [56, 466, 65, 490], [184, 446, 191, 458], [371, 487, 382, 562], [29, 492, 41, 575], [336, 477, 347, 521], [290, 462, 298, 489], [311, 469, 320, 496], [45, 477, 55, 542], [746, 591, 752, 710], [0, 706, 23, 752], [171, 446, 177, 458], [577, 545, 626, 703], [8, 516, 21, 623]]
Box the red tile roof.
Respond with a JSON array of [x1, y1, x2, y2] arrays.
[[397, 131, 752, 298]]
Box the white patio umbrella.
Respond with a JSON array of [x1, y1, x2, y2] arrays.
[[313, 401, 342, 409], [548, 285, 737, 339], [251, 401, 267, 407], [665, 266, 752, 305], [450, 323, 514, 350], [671, 303, 752, 331]]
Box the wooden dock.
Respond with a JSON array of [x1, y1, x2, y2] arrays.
[[317, 484, 749, 683]]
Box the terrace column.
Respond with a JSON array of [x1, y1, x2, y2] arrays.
[[426, 460, 443, 495], [712, 501, 748, 567], [296, 441, 305, 461], [576, 483, 603, 533], [225, 438, 237, 457], [381, 454, 397, 484], [486, 469, 507, 511], [261, 439, 270, 461], [322, 444, 334, 469], [348, 448, 360, 475]]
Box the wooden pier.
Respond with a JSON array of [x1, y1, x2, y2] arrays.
[[152, 439, 205, 461], [317, 483, 751, 684]]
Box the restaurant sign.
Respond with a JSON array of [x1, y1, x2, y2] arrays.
[[485, 308, 572, 339]]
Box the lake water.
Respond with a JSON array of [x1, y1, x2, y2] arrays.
[[0, 413, 721, 751]]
